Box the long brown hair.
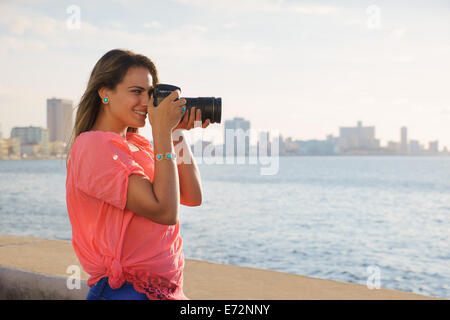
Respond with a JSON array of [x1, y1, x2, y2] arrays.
[[65, 49, 159, 168]]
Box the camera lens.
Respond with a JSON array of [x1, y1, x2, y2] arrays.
[[185, 97, 222, 124]]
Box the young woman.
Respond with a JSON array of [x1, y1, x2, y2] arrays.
[[65, 49, 210, 300]]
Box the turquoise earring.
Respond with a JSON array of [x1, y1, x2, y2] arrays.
[[103, 97, 109, 104]]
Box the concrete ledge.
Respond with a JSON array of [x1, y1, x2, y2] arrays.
[[0, 266, 89, 299], [0, 234, 441, 300]]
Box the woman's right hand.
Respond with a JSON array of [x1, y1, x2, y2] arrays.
[[147, 89, 186, 133]]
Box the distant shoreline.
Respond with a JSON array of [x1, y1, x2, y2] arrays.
[[1, 154, 450, 161]]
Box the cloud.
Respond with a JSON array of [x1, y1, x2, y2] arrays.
[[181, 25, 208, 33], [389, 27, 407, 38], [143, 21, 162, 29], [176, 0, 279, 12], [292, 6, 338, 15], [345, 19, 362, 26], [223, 21, 238, 29], [0, 6, 66, 37], [176, 0, 339, 15], [109, 21, 125, 29], [358, 96, 376, 105], [34, 16, 60, 36], [0, 2, 272, 67], [388, 55, 416, 63], [0, 35, 47, 55], [9, 17, 32, 35], [392, 98, 410, 105]]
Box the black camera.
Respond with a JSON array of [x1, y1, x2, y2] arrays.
[[152, 84, 221, 124]]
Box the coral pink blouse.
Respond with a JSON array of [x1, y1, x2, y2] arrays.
[[65, 130, 188, 300]]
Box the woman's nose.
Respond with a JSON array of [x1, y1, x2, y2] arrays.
[[141, 93, 150, 106]]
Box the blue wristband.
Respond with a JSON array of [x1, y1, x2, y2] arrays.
[[155, 152, 177, 161]]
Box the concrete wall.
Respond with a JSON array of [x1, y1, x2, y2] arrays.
[[0, 234, 441, 300], [0, 266, 88, 299]]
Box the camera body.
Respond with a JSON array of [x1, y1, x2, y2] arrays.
[[152, 83, 222, 124]]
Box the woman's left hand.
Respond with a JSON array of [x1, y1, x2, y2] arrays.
[[172, 107, 211, 131]]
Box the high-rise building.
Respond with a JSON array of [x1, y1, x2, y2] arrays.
[[400, 126, 408, 155], [338, 121, 380, 153], [223, 117, 250, 157], [428, 141, 439, 155], [47, 98, 73, 144], [257, 131, 271, 156], [409, 140, 422, 155], [0, 123, 6, 159], [10, 126, 49, 156], [387, 141, 399, 154]]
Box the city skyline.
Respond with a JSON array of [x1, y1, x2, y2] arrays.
[[1, 115, 447, 157], [1, 97, 448, 152], [0, 1, 449, 147]]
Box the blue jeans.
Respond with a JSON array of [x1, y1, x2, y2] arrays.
[[86, 277, 149, 300]]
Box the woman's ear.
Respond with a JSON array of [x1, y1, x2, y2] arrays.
[[98, 87, 110, 101]]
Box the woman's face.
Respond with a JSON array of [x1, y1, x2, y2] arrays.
[[100, 66, 153, 129]]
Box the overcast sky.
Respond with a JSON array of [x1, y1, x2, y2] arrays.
[[1, 0, 449, 148]]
